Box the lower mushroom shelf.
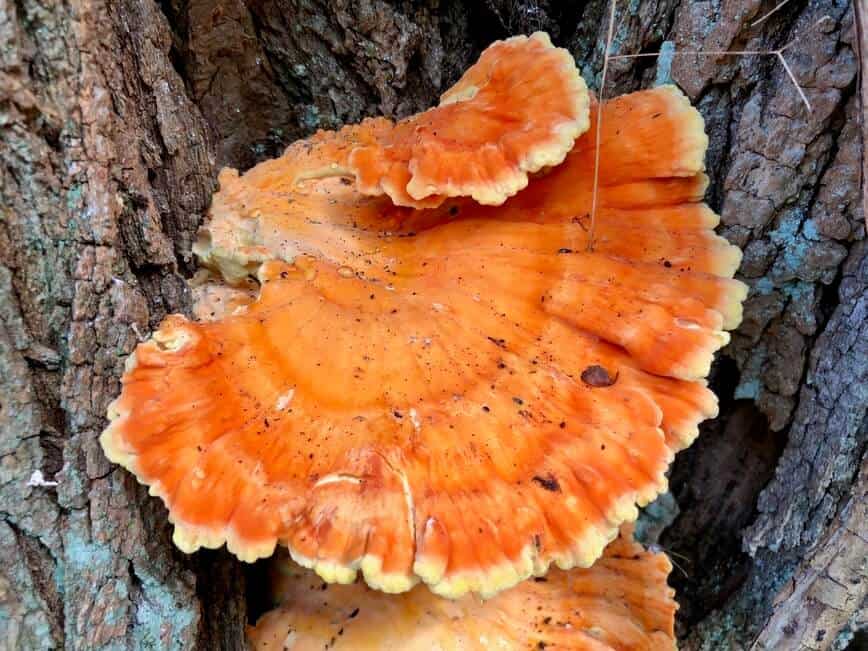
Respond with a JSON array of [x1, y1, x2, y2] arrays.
[[248, 528, 676, 650]]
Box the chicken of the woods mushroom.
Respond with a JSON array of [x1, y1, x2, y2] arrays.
[[278, 32, 589, 209], [101, 31, 746, 601], [249, 527, 677, 651]]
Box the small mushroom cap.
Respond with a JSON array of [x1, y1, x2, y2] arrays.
[[101, 85, 746, 598], [248, 528, 676, 650], [282, 32, 590, 208]]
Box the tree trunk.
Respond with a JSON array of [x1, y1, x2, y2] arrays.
[[0, 1, 863, 649]]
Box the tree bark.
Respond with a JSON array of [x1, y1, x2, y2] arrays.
[[0, 1, 863, 650]]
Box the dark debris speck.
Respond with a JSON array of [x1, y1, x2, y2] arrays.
[[580, 365, 618, 388], [532, 475, 560, 492]]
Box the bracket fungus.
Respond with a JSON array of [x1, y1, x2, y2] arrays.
[[101, 46, 746, 600], [248, 527, 676, 650], [270, 32, 590, 209]]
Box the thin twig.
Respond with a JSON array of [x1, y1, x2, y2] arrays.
[[588, 0, 618, 252], [609, 48, 812, 112], [609, 50, 768, 60], [607, 16, 831, 59], [751, 0, 792, 27], [777, 51, 812, 111], [779, 15, 833, 52], [587, 1, 818, 250]]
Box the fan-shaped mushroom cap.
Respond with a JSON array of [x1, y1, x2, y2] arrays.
[[101, 85, 746, 598], [281, 32, 589, 208], [248, 528, 676, 650]]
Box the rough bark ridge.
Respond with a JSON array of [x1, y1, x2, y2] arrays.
[[0, 1, 864, 650], [0, 1, 240, 649]]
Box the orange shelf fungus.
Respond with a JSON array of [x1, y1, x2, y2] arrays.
[[248, 528, 677, 650], [274, 32, 590, 208], [101, 80, 746, 598]]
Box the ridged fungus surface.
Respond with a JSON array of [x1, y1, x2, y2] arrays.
[[274, 32, 590, 208], [101, 84, 747, 598], [248, 528, 677, 650]]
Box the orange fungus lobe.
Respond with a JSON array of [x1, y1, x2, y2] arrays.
[[248, 528, 677, 650], [101, 77, 746, 598]]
